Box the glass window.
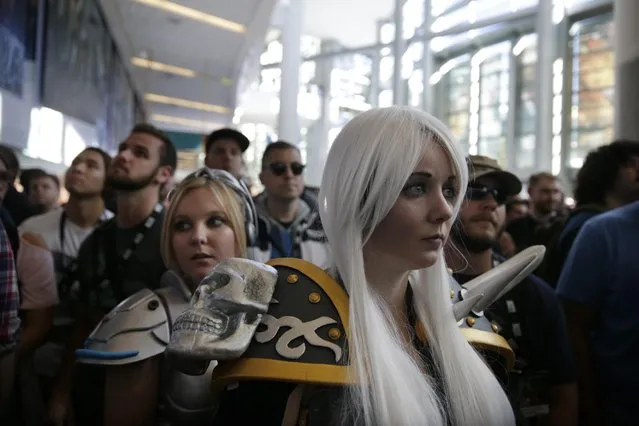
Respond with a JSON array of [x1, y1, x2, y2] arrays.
[[441, 57, 471, 150], [476, 42, 510, 165], [514, 34, 537, 169], [568, 14, 615, 169]]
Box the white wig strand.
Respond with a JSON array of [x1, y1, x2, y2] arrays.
[[319, 106, 514, 426]]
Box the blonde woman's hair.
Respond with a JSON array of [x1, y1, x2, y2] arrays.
[[319, 106, 514, 426], [161, 177, 247, 278]]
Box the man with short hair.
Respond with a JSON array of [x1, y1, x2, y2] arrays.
[[507, 172, 563, 252], [17, 148, 113, 383], [28, 171, 60, 214], [446, 155, 577, 426], [204, 128, 250, 178], [47, 124, 176, 426], [538, 140, 639, 286], [251, 141, 328, 267]]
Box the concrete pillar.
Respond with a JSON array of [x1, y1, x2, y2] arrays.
[[534, 0, 555, 172], [277, 0, 304, 143], [305, 40, 337, 187], [614, 0, 639, 140], [392, 0, 405, 105], [422, 0, 434, 112]]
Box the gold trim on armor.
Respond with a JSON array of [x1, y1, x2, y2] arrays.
[[267, 258, 350, 330], [415, 322, 515, 370], [212, 358, 354, 389]]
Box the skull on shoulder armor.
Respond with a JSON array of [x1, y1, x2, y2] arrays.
[[168, 258, 278, 362]]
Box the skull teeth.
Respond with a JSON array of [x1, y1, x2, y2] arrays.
[[174, 312, 225, 333]]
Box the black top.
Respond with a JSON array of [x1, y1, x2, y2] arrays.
[[70, 212, 167, 312], [454, 256, 576, 422]]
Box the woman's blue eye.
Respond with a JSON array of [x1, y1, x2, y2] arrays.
[[402, 183, 428, 198], [443, 186, 458, 200], [206, 216, 225, 228], [172, 220, 191, 232]]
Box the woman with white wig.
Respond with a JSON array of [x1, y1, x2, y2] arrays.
[[318, 106, 514, 426], [164, 106, 533, 426]]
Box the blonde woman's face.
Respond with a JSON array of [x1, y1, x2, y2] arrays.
[[170, 187, 239, 286]]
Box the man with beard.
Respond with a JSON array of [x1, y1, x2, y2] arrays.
[[445, 155, 577, 426], [47, 124, 176, 426]]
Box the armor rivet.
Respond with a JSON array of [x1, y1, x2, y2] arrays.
[[466, 317, 476, 327], [287, 274, 299, 284], [308, 292, 321, 303], [450, 290, 455, 300], [328, 328, 341, 340], [491, 322, 501, 334], [148, 300, 159, 310]]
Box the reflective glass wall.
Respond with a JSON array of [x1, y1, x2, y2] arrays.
[[236, 0, 616, 185], [567, 13, 615, 170]]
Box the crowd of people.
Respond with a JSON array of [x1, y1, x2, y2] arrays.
[[0, 106, 637, 426]]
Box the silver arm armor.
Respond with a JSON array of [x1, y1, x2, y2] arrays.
[[452, 245, 545, 321], [76, 271, 221, 425], [75, 286, 186, 365]]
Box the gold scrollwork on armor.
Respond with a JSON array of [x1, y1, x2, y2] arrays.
[[308, 292, 321, 303], [287, 274, 299, 284]]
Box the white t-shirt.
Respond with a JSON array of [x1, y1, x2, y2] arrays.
[[18, 207, 113, 377], [19, 207, 114, 282]]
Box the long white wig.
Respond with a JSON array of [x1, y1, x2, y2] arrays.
[[318, 106, 514, 426]]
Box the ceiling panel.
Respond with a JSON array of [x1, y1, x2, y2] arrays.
[[99, 0, 277, 134]]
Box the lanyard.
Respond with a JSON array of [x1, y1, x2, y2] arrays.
[[101, 203, 164, 296], [58, 203, 163, 300]]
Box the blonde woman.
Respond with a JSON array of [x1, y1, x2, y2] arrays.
[[75, 168, 257, 426]]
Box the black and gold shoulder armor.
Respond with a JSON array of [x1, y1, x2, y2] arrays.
[[212, 258, 517, 388]]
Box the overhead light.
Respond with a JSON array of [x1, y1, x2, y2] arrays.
[[145, 93, 231, 114], [151, 114, 222, 130], [132, 57, 196, 77], [132, 0, 245, 33]]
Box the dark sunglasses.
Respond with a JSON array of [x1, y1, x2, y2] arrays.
[[465, 183, 507, 205], [269, 162, 305, 176]]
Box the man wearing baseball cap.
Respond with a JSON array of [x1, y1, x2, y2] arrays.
[[204, 128, 250, 178], [445, 155, 577, 426]]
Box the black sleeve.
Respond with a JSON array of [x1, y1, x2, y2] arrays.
[[69, 232, 100, 308], [525, 276, 577, 385]]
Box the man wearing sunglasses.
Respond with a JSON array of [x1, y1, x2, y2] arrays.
[[446, 155, 577, 426], [251, 141, 328, 267]]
